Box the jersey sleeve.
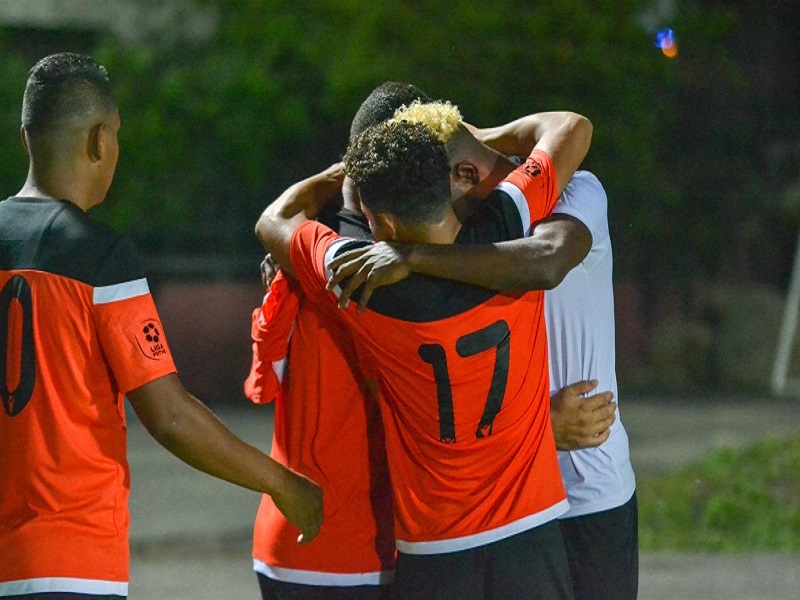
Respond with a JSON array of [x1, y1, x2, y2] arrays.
[[495, 149, 559, 234], [90, 240, 177, 394], [289, 220, 356, 301], [243, 271, 302, 404], [552, 171, 609, 245]]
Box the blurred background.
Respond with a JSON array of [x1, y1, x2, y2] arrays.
[[3, 3, 800, 596], [1, 0, 799, 401]]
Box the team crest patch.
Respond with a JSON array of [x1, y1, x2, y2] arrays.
[[135, 319, 169, 360], [522, 159, 542, 178]]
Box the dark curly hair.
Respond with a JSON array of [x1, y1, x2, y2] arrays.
[[344, 120, 451, 227], [22, 52, 116, 136], [349, 81, 433, 142]]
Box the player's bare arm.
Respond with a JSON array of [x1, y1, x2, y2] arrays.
[[327, 213, 592, 309], [255, 162, 345, 277], [468, 111, 593, 195], [549, 379, 617, 451], [126, 373, 323, 543]]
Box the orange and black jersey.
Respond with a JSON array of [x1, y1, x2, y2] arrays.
[[290, 150, 568, 555], [0, 197, 176, 597], [245, 208, 396, 585]]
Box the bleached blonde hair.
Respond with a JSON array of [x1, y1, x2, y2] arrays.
[[389, 100, 463, 144]]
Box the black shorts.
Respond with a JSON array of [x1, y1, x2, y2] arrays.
[[393, 519, 573, 600], [256, 573, 393, 600], [559, 492, 639, 600], [8, 595, 124, 600]]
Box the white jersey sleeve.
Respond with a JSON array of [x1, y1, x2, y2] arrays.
[[552, 171, 609, 270], [545, 170, 636, 519]]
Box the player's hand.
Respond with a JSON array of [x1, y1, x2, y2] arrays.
[[260, 254, 279, 289], [272, 469, 324, 544], [325, 242, 412, 313], [550, 379, 616, 451]]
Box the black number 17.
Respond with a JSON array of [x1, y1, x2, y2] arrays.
[[418, 320, 510, 443]]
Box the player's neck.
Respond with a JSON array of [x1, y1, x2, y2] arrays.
[[19, 166, 93, 212], [396, 209, 462, 245]]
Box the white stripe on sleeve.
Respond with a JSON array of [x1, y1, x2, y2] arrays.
[[323, 238, 359, 299], [497, 181, 532, 236], [93, 277, 150, 305]]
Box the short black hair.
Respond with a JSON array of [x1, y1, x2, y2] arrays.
[[344, 120, 451, 226], [22, 52, 116, 135], [349, 81, 433, 142]]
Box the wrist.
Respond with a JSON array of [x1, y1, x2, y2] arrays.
[[404, 244, 422, 273]]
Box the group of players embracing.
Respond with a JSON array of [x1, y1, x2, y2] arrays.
[[0, 53, 635, 600], [248, 83, 637, 600]]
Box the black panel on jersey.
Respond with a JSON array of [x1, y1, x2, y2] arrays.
[[0, 197, 144, 287], [319, 206, 373, 241], [337, 190, 525, 323]]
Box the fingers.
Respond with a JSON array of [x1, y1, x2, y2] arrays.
[[579, 427, 612, 448], [564, 378, 599, 397], [336, 265, 370, 309], [583, 390, 614, 410], [326, 248, 368, 279], [357, 283, 374, 314], [261, 254, 278, 289], [326, 255, 369, 297], [298, 522, 321, 544]]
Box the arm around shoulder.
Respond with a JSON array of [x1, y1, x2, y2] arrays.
[[255, 163, 345, 277], [470, 112, 592, 195]]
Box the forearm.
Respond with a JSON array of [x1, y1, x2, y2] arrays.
[[406, 237, 565, 291], [471, 112, 592, 194], [255, 163, 344, 276], [129, 377, 293, 497], [469, 112, 582, 156], [266, 163, 345, 222]]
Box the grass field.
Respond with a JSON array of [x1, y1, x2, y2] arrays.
[[639, 435, 800, 551]]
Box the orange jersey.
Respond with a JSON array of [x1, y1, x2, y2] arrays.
[[245, 214, 395, 585], [290, 150, 568, 554], [0, 197, 176, 597]]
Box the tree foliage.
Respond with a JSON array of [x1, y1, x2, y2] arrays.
[[1, 0, 792, 287]]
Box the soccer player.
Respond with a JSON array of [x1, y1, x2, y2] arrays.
[[255, 104, 592, 598], [246, 83, 615, 600], [243, 83, 433, 600], [245, 82, 429, 600], [326, 111, 637, 599], [0, 53, 322, 600]]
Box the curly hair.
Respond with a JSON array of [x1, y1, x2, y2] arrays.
[[349, 81, 433, 142], [344, 120, 451, 227], [390, 100, 462, 145], [22, 52, 116, 135]]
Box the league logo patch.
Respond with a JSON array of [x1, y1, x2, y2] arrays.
[[522, 158, 542, 178], [135, 319, 169, 360]]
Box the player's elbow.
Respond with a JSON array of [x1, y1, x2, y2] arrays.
[[569, 113, 593, 156], [521, 253, 571, 290], [255, 212, 272, 246], [535, 262, 569, 290]]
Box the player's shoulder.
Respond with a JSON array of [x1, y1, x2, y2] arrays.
[[458, 188, 527, 245], [563, 171, 606, 199], [1, 197, 142, 286], [55, 205, 143, 286]]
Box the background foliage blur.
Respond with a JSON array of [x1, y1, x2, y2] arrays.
[[1, 0, 799, 393]]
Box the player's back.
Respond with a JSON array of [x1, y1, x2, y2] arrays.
[[248, 209, 395, 585], [288, 148, 567, 555], [339, 254, 567, 554], [0, 196, 174, 595]]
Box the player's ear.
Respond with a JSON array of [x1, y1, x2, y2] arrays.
[[375, 213, 399, 241], [20, 126, 29, 153], [87, 122, 107, 163], [453, 161, 480, 187]]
